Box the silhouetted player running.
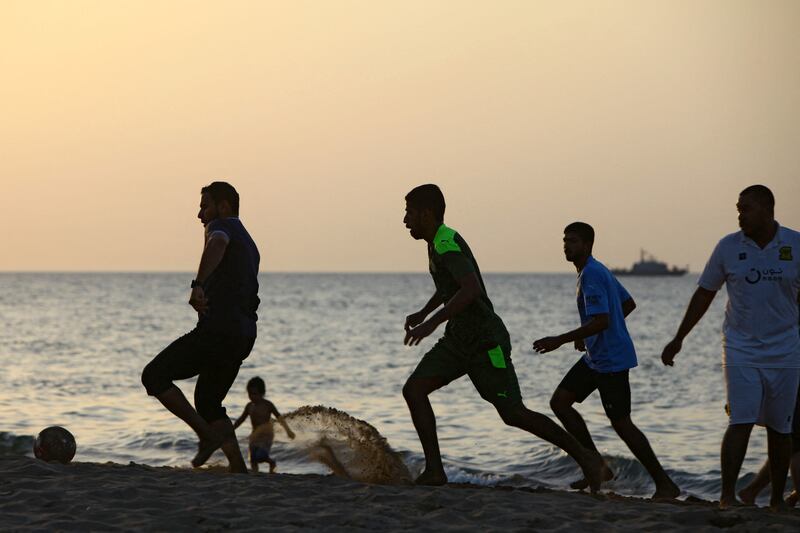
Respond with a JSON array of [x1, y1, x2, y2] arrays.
[[402, 184, 603, 489], [142, 181, 260, 473], [533, 222, 679, 499]]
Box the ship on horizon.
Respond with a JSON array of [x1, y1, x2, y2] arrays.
[[611, 249, 688, 277]]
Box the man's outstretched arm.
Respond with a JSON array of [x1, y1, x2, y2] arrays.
[[661, 287, 717, 366], [533, 314, 610, 354]]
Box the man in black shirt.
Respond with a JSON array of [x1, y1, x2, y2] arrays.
[[142, 182, 260, 473]]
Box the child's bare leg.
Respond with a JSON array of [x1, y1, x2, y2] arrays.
[[268, 458, 276, 473], [251, 459, 259, 472]]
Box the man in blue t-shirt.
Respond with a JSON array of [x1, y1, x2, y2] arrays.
[[141, 181, 260, 473], [533, 222, 679, 499]]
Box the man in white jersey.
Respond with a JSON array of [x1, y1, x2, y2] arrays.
[[661, 184, 800, 511]]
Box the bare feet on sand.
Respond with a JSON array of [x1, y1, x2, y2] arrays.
[[580, 451, 606, 494], [651, 479, 681, 501], [570, 462, 614, 490], [415, 469, 447, 486], [192, 430, 243, 471], [719, 496, 748, 510], [769, 500, 789, 513], [192, 435, 225, 468], [737, 485, 758, 506]]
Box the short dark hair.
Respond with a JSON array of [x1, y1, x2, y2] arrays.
[[247, 377, 265, 395], [739, 184, 774, 211], [564, 221, 595, 246], [201, 181, 240, 216], [405, 184, 446, 221]]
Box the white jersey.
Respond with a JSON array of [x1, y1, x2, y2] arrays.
[[698, 224, 800, 368]]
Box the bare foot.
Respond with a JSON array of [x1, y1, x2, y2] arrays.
[[652, 479, 681, 501], [415, 468, 448, 486], [737, 485, 759, 506], [571, 462, 614, 490], [192, 434, 225, 468], [769, 499, 789, 513], [786, 490, 798, 508], [719, 496, 745, 510], [580, 451, 605, 494], [229, 463, 248, 474]]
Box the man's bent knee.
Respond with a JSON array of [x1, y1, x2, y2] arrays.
[[141, 361, 171, 397], [402, 377, 442, 402], [497, 404, 526, 428], [550, 388, 573, 415], [610, 415, 633, 432]]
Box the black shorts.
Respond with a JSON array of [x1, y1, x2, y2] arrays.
[[557, 357, 631, 422], [141, 327, 255, 422], [410, 335, 522, 412]]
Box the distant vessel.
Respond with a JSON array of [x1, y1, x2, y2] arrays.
[[611, 249, 688, 277]]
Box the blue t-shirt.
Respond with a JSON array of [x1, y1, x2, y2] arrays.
[[577, 256, 637, 372], [199, 217, 260, 338]]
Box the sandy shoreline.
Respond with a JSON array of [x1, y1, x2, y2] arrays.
[[2, 456, 800, 532]]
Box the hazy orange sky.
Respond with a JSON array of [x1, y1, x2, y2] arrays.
[[1, 1, 798, 272]]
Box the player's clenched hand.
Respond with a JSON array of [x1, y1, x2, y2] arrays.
[[574, 339, 586, 352], [189, 286, 209, 314], [661, 338, 682, 366], [404, 320, 438, 346]]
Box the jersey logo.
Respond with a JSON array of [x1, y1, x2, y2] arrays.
[[745, 269, 761, 284], [779, 246, 792, 261], [738, 252, 747, 260], [745, 267, 784, 284]]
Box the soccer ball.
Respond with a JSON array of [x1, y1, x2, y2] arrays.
[[34, 426, 76, 464]]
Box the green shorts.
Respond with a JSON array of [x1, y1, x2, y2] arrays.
[[410, 335, 522, 410]]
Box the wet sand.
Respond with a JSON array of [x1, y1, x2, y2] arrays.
[[2, 456, 799, 531]]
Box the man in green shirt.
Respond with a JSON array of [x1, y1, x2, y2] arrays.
[[402, 184, 604, 489]]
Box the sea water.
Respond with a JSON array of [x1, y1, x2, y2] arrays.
[[0, 273, 776, 500]]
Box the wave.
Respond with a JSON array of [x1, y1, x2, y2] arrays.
[[0, 431, 34, 456], [278, 405, 412, 485], [402, 448, 727, 500]]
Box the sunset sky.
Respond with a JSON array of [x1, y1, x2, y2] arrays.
[[1, 1, 798, 272]]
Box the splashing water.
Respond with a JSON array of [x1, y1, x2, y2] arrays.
[[276, 405, 411, 485]]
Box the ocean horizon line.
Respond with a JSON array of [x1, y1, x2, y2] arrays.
[[0, 269, 593, 275]]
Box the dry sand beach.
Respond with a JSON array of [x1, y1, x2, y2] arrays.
[[2, 456, 800, 532]]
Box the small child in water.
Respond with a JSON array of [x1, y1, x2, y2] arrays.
[[233, 377, 295, 473]]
